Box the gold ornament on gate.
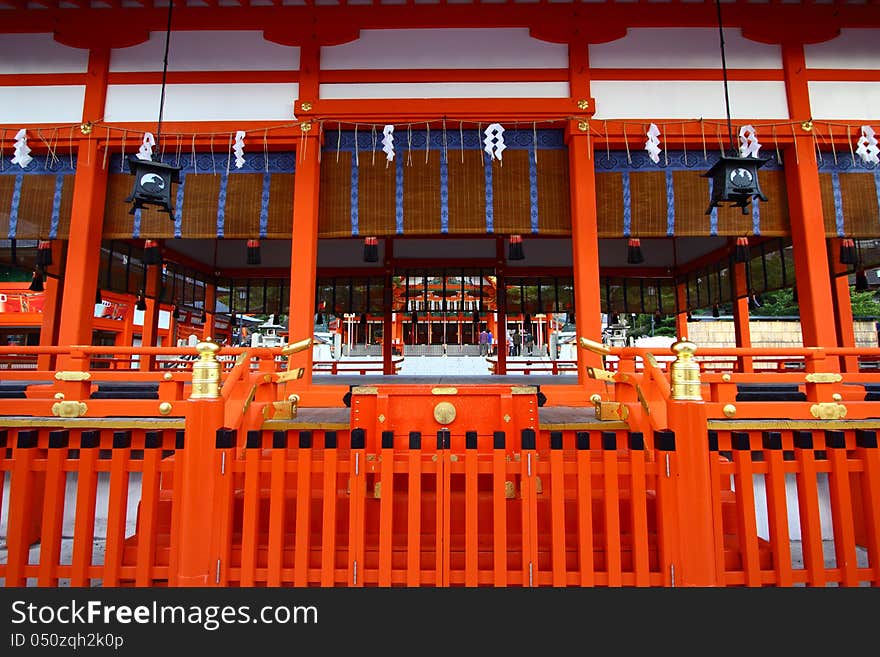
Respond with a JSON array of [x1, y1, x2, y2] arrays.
[[190, 338, 221, 399], [670, 337, 703, 401], [433, 401, 456, 425]]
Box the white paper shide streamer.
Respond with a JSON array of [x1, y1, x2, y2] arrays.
[[136, 132, 156, 161], [856, 125, 879, 165], [11, 128, 33, 168], [233, 131, 246, 169], [381, 125, 395, 162], [483, 123, 506, 161], [739, 125, 761, 158], [645, 123, 662, 164]]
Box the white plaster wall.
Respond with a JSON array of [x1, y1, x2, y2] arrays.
[[321, 28, 568, 70], [104, 83, 299, 122], [0, 86, 87, 124], [808, 82, 880, 121], [804, 29, 880, 70], [0, 34, 89, 74], [591, 80, 789, 119], [319, 81, 569, 99], [110, 31, 299, 71], [589, 28, 783, 69]]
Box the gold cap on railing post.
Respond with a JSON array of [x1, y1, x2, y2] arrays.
[[670, 337, 702, 401], [190, 338, 221, 399]]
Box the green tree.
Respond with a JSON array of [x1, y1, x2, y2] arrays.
[[850, 288, 880, 317]]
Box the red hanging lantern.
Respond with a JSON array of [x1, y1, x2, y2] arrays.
[[363, 236, 379, 263], [247, 238, 261, 265], [839, 238, 857, 265], [508, 235, 524, 261], [735, 236, 750, 263], [143, 239, 161, 265], [36, 240, 53, 267], [626, 238, 644, 264]]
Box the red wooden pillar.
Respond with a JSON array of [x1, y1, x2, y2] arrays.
[[137, 264, 162, 370], [56, 48, 110, 364], [829, 238, 859, 372], [567, 123, 603, 379], [495, 237, 507, 374], [731, 260, 754, 373], [782, 44, 838, 361], [674, 281, 689, 340], [37, 241, 66, 371], [203, 281, 217, 341], [382, 242, 394, 375], [286, 126, 320, 385]]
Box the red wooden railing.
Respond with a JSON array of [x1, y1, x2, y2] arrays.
[[1, 341, 879, 587]]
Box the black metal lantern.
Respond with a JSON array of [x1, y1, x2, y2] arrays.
[[702, 155, 769, 215], [125, 156, 181, 216]]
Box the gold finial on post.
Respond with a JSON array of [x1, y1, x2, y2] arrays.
[[670, 337, 702, 401], [190, 338, 221, 399]]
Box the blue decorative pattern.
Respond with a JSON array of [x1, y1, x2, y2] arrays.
[[174, 172, 186, 239], [528, 142, 539, 234], [395, 154, 404, 234], [350, 154, 359, 236], [49, 173, 64, 240], [665, 170, 675, 236], [621, 171, 632, 237], [708, 179, 718, 236], [7, 173, 23, 239], [325, 128, 566, 152], [439, 143, 449, 234], [108, 152, 296, 176], [259, 172, 271, 239], [216, 170, 229, 239], [132, 208, 142, 239], [831, 172, 845, 237], [752, 198, 761, 236], [875, 171, 880, 232], [0, 154, 77, 177], [818, 155, 879, 173], [595, 149, 781, 172], [483, 151, 494, 233]]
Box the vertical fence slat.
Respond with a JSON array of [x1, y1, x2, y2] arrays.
[[377, 436, 395, 587], [794, 431, 827, 587], [653, 431, 678, 586], [294, 431, 314, 587], [267, 432, 287, 587], [855, 432, 880, 586], [707, 433, 728, 583], [134, 432, 162, 586], [826, 431, 859, 587], [37, 431, 69, 586], [628, 433, 650, 587], [549, 440, 566, 587], [348, 429, 366, 586], [320, 432, 338, 587], [464, 435, 479, 587], [520, 430, 538, 587], [602, 432, 622, 587], [575, 432, 594, 586], [240, 435, 262, 587], [762, 432, 793, 587], [213, 437, 236, 587], [492, 432, 507, 587], [5, 430, 39, 586], [70, 431, 100, 587], [731, 433, 762, 587], [166, 430, 185, 587], [406, 433, 422, 587], [103, 432, 132, 587], [434, 429, 452, 586]]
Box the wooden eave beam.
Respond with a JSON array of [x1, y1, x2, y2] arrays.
[[3, 4, 879, 40]]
